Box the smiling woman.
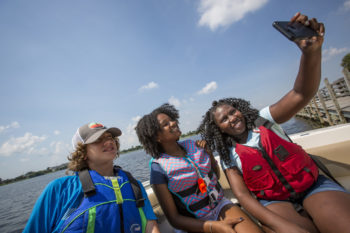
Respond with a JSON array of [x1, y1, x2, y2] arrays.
[[23, 122, 160, 233]]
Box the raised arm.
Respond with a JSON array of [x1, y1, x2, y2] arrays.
[[270, 12, 325, 124]]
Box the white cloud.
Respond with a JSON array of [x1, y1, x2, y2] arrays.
[[344, 0, 350, 10], [0, 121, 20, 133], [139, 81, 159, 91], [132, 116, 141, 122], [50, 141, 67, 154], [47, 141, 71, 165], [198, 0, 269, 31], [54, 130, 60, 135], [19, 158, 30, 162], [16, 141, 70, 169], [168, 96, 181, 108], [119, 116, 142, 149], [323, 47, 349, 61], [197, 81, 218, 95], [0, 133, 46, 157]]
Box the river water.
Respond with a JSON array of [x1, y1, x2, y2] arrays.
[[0, 117, 317, 233]]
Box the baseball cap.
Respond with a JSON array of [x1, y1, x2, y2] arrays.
[[72, 122, 122, 150]]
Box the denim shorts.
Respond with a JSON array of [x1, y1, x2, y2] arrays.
[[174, 197, 233, 233], [259, 175, 348, 207]]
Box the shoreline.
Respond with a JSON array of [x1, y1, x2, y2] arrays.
[[0, 131, 198, 186]]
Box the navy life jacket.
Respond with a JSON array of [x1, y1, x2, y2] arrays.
[[59, 166, 147, 233]]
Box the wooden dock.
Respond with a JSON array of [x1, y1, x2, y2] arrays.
[[296, 68, 350, 125]]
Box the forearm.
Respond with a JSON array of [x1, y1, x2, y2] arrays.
[[270, 13, 324, 124], [167, 214, 207, 232], [293, 48, 322, 101], [237, 192, 288, 230], [153, 183, 209, 232], [146, 220, 160, 233]]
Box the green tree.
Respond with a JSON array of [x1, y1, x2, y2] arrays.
[[341, 53, 350, 71]]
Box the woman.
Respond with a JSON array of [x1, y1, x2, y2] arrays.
[[136, 104, 262, 233], [23, 122, 160, 233], [198, 13, 350, 233]]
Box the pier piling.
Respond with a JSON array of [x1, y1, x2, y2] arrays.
[[297, 70, 350, 125]]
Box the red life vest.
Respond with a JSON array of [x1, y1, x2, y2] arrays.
[[236, 125, 318, 200]]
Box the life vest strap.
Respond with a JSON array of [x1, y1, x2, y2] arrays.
[[78, 169, 96, 197], [121, 169, 145, 208], [188, 183, 221, 212], [176, 170, 214, 197], [258, 141, 298, 200], [309, 154, 344, 188], [254, 116, 274, 129]]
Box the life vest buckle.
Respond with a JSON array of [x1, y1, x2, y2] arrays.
[[208, 188, 219, 205]]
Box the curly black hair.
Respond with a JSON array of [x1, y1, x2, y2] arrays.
[[197, 98, 259, 166], [135, 103, 179, 158]]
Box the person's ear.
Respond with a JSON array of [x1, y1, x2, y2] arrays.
[[156, 133, 162, 143]]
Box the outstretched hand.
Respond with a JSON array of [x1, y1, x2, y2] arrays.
[[291, 12, 325, 52]]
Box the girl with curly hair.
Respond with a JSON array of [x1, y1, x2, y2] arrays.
[[136, 103, 262, 233], [198, 13, 350, 233]]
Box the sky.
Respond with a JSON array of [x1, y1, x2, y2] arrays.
[[0, 0, 349, 179]]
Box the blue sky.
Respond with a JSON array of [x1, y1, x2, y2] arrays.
[[0, 0, 349, 179]]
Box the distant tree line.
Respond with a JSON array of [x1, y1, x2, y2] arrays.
[[1, 130, 201, 185], [0, 163, 68, 186]]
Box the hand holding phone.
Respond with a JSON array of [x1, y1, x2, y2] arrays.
[[273, 21, 318, 41]]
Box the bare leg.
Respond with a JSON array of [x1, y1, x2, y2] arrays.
[[218, 204, 263, 233], [303, 191, 350, 233], [263, 202, 319, 233]]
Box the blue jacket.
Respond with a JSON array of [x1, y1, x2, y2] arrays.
[[23, 168, 156, 233]]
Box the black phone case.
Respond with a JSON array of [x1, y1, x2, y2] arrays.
[[273, 21, 318, 41]]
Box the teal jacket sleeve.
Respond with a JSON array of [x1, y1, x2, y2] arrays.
[[22, 176, 83, 233]]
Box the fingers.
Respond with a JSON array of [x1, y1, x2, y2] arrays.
[[318, 22, 325, 36], [296, 14, 309, 25], [225, 217, 244, 226], [290, 12, 300, 22], [196, 140, 207, 148], [308, 17, 319, 30], [211, 220, 238, 233], [292, 12, 325, 36]]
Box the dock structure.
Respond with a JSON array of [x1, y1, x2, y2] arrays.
[[297, 68, 350, 125]]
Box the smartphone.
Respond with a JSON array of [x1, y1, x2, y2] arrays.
[[273, 21, 318, 41]]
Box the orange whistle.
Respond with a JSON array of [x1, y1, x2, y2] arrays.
[[198, 178, 207, 193]]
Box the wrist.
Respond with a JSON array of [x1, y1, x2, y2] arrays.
[[204, 221, 213, 233], [301, 46, 322, 57]]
